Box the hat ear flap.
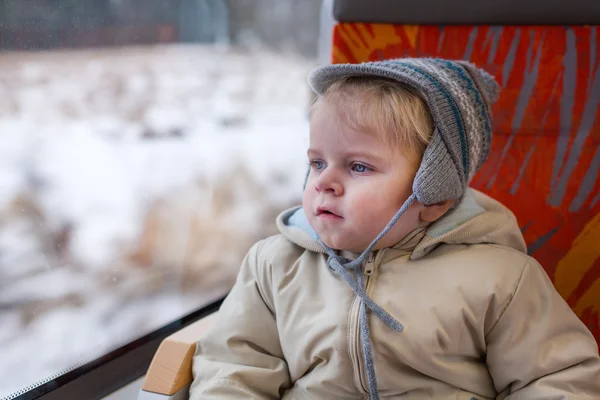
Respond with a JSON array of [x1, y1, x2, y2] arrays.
[[455, 60, 500, 109], [413, 129, 465, 206]]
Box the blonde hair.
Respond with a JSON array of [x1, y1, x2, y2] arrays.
[[312, 76, 434, 165]]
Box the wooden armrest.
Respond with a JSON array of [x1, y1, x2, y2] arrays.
[[142, 312, 217, 396]]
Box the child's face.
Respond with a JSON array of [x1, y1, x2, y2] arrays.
[[303, 101, 425, 253]]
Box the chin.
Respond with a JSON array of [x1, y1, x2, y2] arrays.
[[318, 236, 343, 251], [320, 236, 360, 253]]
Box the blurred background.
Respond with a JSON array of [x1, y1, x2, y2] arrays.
[[0, 0, 330, 397]]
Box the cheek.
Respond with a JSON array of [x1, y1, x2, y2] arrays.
[[349, 192, 376, 210], [384, 180, 415, 210], [346, 184, 413, 227], [349, 184, 396, 209], [346, 192, 386, 223], [302, 186, 314, 210]]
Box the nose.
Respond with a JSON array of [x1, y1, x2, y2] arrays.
[[314, 169, 344, 196]]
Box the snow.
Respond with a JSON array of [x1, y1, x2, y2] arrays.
[[0, 44, 314, 398]]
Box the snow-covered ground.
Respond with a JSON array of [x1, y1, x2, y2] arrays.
[[0, 44, 314, 398]]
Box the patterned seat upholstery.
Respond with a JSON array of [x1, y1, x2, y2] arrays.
[[329, 2, 600, 343]]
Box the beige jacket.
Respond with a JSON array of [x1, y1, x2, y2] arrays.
[[190, 190, 600, 399]]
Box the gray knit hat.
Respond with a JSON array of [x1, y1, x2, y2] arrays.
[[307, 58, 500, 400], [308, 57, 500, 206]]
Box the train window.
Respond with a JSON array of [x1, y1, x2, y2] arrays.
[[0, 0, 319, 398]]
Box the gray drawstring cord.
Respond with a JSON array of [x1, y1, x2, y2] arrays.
[[317, 193, 416, 399]]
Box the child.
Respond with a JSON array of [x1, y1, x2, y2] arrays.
[[190, 58, 600, 399]]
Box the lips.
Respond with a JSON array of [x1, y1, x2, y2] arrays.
[[317, 207, 342, 218]]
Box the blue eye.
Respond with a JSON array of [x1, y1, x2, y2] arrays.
[[351, 163, 371, 173], [311, 160, 325, 170]]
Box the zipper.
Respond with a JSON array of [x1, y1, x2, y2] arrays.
[[349, 250, 384, 396], [363, 251, 376, 276], [348, 295, 367, 395]]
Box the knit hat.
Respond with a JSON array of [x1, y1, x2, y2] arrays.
[[309, 57, 499, 206], [306, 58, 499, 400]]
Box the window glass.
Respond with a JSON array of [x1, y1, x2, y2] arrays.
[[0, 0, 320, 397]]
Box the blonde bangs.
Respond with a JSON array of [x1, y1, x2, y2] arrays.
[[312, 76, 434, 163]]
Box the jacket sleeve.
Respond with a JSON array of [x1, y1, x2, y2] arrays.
[[189, 240, 291, 399], [486, 257, 600, 399]]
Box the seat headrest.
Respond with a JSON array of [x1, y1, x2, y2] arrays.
[[334, 0, 600, 25]]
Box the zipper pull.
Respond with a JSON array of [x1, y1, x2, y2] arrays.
[[363, 252, 375, 276]]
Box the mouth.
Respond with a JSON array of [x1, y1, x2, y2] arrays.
[[317, 207, 343, 219]]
